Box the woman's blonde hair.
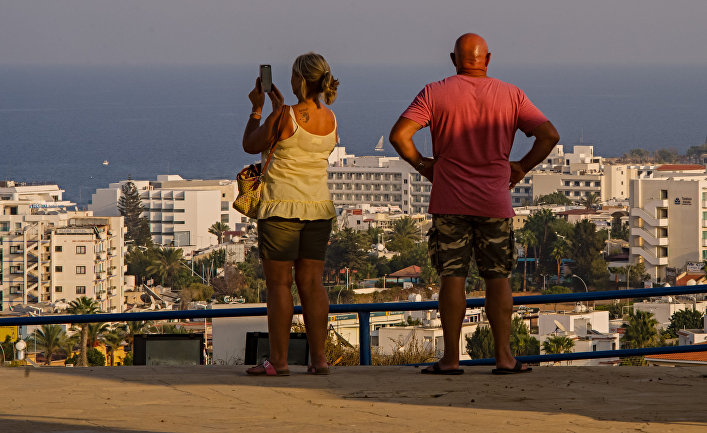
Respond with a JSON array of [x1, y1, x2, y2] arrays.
[[292, 52, 339, 105]]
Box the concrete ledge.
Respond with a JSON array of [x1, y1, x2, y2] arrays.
[[1, 365, 706, 432]]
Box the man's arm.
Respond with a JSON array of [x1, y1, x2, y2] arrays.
[[389, 117, 435, 181], [509, 121, 560, 189]]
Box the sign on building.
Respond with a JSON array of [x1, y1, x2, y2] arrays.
[[686, 261, 705, 273]]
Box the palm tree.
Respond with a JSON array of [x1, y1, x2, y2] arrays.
[[147, 247, 184, 287], [30, 324, 67, 365], [580, 192, 601, 210], [542, 335, 575, 354], [157, 323, 189, 334], [118, 320, 155, 352], [551, 237, 570, 284], [101, 328, 126, 366], [208, 222, 231, 245], [386, 217, 420, 252], [61, 333, 80, 360], [622, 310, 659, 349], [86, 322, 109, 349], [516, 229, 537, 291], [67, 297, 101, 367]]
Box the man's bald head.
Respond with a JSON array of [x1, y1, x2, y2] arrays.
[[451, 33, 490, 76]]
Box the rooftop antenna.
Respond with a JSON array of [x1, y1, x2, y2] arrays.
[[553, 319, 567, 334]]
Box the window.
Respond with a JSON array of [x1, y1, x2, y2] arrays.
[[0, 221, 9, 232], [76, 266, 86, 274], [221, 201, 230, 211], [221, 214, 229, 224], [76, 245, 86, 254], [55, 245, 62, 252], [55, 286, 63, 293], [10, 265, 22, 274], [55, 266, 63, 272], [75, 286, 86, 294]]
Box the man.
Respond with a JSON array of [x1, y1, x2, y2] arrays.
[[389, 33, 559, 374]]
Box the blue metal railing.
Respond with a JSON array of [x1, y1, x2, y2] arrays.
[[1, 285, 706, 366]]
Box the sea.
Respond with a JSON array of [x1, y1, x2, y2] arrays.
[[0, 63, 705, 206]]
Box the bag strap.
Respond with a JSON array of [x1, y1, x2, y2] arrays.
[[260, 106, 288, 177]]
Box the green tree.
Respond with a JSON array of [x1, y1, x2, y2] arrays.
[[101, 328, 126, 366], [536, 191, 573, 205], [523, 209, 557, 275], [179, 283, 215, 309], [516, 229, 537, 292], [67, 297, 101, 367], [65, 348, 105, 367], [1, 336, 16, 362], [156, 323, 190, 334], [147, 247, 185, 287], [510, 316, 540, 356], [29, 324, 66, 365], [570, 220, 604, 284], [86, 322, 109, 348], [466, 325, 495, 359], [386, 217, 420, 252], [551, 237, 570, 283], [118, 180, 152, 247], [365, 226, 383, 247], [665, 308, 704, 338], [622, 310, 659, 349], [542, 335, 575, 354], [325, 228, 367, 283], [580, 192, 601, 209], [655, 148, 678, 163], [208, 222, 230, 244], [125, 247, 157, 284], [118, 320, 154, 353]]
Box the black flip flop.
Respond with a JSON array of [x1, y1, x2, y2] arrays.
[[491, 359, 532, 375], [421, 362, 464, 375]]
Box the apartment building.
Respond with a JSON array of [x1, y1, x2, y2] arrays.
[[628, 172, 707, 282], [90, 175, 247, 251], [1, 194, 128, 313], [510, 145, 657, 206], [327, 147, 430, 215]]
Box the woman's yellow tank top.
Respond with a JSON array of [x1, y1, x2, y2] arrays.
[[257, 106, 337, 220]]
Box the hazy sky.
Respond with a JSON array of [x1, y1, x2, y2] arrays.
[[1, 0, 706, 66]]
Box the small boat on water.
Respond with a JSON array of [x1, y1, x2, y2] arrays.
[[102, 160, 109, 166], [374, 136, 384, 152]]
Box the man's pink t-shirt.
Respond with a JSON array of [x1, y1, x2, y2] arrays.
[[402, 75, 548, 218]]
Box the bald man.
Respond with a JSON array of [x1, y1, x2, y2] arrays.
[[390, 33, 559, 375]]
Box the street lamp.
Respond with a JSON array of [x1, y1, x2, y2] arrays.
[[571, 274, 593, 309]]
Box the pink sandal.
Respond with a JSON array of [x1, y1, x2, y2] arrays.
[[246, 359, 290, 376]]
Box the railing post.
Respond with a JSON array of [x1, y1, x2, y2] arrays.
[[358, 311, 371, 366]]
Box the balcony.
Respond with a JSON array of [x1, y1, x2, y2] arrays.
[[630, 227, 668, 246]]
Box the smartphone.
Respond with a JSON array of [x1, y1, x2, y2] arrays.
[[259, 64, 272, 93]]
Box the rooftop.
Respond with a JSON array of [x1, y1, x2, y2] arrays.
[[2, 365, 705, 432]]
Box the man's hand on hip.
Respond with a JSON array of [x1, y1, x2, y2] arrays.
[[509, 161, 526, 190]]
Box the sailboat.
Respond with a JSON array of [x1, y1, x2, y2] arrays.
[[102, 160, 109, 166], [374, 136, 384, 152]]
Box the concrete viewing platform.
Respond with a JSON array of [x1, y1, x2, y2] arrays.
[[2, 365, 706, 432]]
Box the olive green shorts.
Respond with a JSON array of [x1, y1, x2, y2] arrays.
[[258, 217, 334, 261], [428, 214, 517, 279]]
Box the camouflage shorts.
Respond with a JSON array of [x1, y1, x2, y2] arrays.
[[428, 214, 517, 279]]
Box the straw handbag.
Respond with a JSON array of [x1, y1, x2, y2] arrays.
[[233, 107, 286, 218]]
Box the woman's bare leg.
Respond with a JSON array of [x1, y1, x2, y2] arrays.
[[294, 258, 329, 369], [247, 258, 294, 373]]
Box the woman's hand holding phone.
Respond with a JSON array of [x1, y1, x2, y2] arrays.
[[248, 77, 265, 113]]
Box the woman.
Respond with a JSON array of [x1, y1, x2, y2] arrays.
[[242, 53, 339, 376]]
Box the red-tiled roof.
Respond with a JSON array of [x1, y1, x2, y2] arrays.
[[645, 343, 707, 362], [675, 273, 705, 286], [656, 164, 705, 171], [389, 265, 421, 278]]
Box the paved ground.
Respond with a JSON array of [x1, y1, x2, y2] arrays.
[[1, 365, 706, 432]]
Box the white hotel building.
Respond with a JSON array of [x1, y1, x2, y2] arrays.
[[90, 175, 247, 251], [628, 165, 707, 282], [1, 182, 128, 312], [327, 147, 431, 215]]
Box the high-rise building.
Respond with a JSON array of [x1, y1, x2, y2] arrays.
[[90, 175, 247, 251], [1, 186, 128, 312], [628, 169, 707, 282], [327, 147, 430, 215]]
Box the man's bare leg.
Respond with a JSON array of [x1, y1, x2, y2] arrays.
[[485, 277, 529, 370], [424, 275, 466, 371]]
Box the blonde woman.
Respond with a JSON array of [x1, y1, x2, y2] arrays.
[[242, 53, 339, 376]]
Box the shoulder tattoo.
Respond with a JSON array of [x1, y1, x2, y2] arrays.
[[298, 108, 310, 123]]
